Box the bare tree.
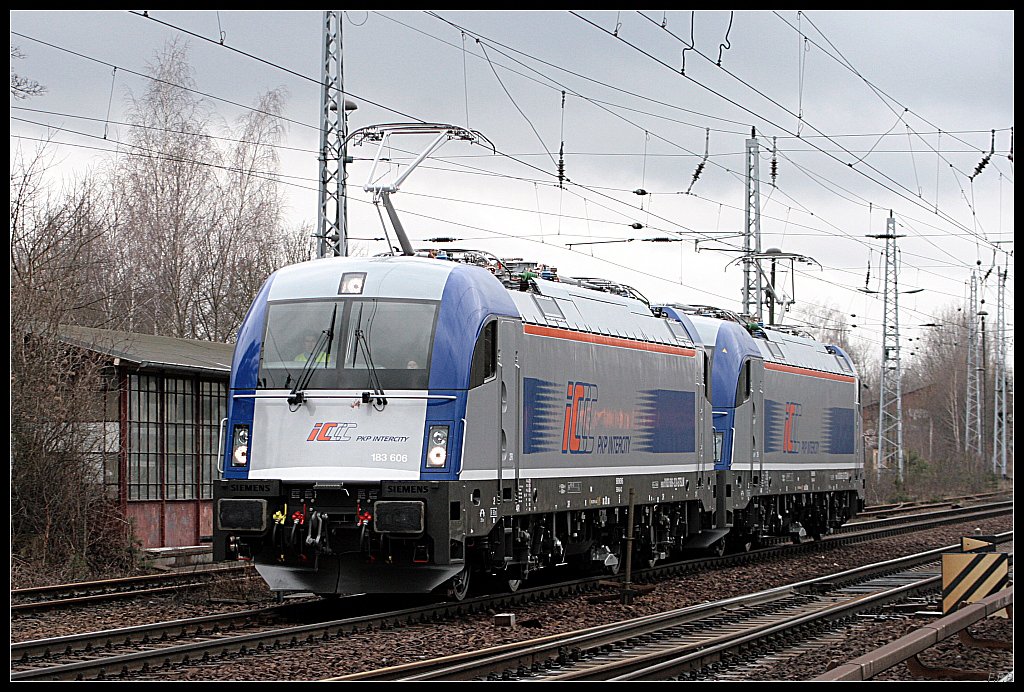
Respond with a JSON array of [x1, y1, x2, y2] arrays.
[[110, 37, 222, 338], [11, 39, 319, 584], [197, 87, 303, 341], [10, 45, 46, 100], [109, 39, 308, 341], [11, 145, 141, 584]]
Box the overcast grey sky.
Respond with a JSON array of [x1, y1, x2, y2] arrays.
[[9, 10, 1014, 362]]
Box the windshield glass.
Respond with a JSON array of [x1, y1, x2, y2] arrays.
[[259, 299, 438, 390]]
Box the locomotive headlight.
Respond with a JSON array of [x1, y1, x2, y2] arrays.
[[338, 272, 366, 295], [426, 425, 449, 468], [232, 424, 250, 467]]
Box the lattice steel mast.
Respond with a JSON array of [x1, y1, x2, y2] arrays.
[[965, 270, 984, 456], [742, 132, 763, 321], [316, 10, 347, 258], [871, 216, 905, 482], [991, 267, 1007, 476]]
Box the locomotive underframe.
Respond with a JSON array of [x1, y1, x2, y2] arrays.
[[213, 466, 862, 595], [722, 469, 864, 544]]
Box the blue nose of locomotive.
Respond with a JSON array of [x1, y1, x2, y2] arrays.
[[421, 262, 519, 480]]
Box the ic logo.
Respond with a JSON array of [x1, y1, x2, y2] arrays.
[[783, 403, 801, 454], [562, 381, 598, 454], [307, 422, 358, 442]]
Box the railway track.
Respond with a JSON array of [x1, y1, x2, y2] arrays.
[[10, 502, 1012, 682], [11, 492, 1004, 615], [10, 564, 255, 614], [328, 535, 1012, 681], [856, 491, 1010, 520]]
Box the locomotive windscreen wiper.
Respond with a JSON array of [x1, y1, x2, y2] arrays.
[[287, 306, 337, 406], [352, 303, 388, 408]]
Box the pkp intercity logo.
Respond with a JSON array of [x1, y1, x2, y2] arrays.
[[307, 422, 358, 442]]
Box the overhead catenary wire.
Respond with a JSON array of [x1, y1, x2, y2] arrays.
[[410, 11, 1007, 282], [622, 11, 1006, 253], [406, 10, 1011, 266], [9, 38, 999, 296], [10, 13, 1010, 339], [12, 112, 999, 319], [18, 14, 1007, 207], [372, 12, 1011, 307], [478, 40, 559, 174], [8, 127, 982, 342], [775, 11, 1013, 183]]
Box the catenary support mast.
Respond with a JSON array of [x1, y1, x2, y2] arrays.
[[871, 215, 906, 483], [742, 132, 763, 321], [316, 10, 347, 258], [991, 267, 1007, 476], [965, 270, 984, 456]]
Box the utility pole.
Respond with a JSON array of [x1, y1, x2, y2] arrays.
[[870, 215, 906, 484], [742, 130, 763, 322], [316, 10, 349, 258], [965, 270, 984, 457]]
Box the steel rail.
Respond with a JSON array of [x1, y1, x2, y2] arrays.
[[11, 564, 254, 613], [11, 506, 1011, 682], [327, 532, 1011, 681]]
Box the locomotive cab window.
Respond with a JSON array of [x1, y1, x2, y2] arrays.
[[702, 351, 713, 403], [736, 359, 752, 404], [469, 320, 497, 388], [258, 298, 438, 391]]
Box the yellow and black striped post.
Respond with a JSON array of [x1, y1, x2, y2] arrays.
[[941, 551, 1009, 616]]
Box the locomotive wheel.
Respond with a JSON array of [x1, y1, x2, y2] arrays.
[[710, 539, 726, 557], [730, 535, 754, 553], [489, 565, 524, 593], [646, 546, 666, 568], [446, 565, 472, 601]]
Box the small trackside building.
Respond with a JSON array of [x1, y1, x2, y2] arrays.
[[55, 325, 233, 548]]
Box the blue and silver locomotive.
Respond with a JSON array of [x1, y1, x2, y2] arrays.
[[213, 253, 863, 599]]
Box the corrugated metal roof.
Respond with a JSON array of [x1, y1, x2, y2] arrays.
[[54, 325, 234, 375]]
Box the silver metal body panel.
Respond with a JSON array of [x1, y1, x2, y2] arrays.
[[249, 391, 426, 481], [756, 329, 861, 472]]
